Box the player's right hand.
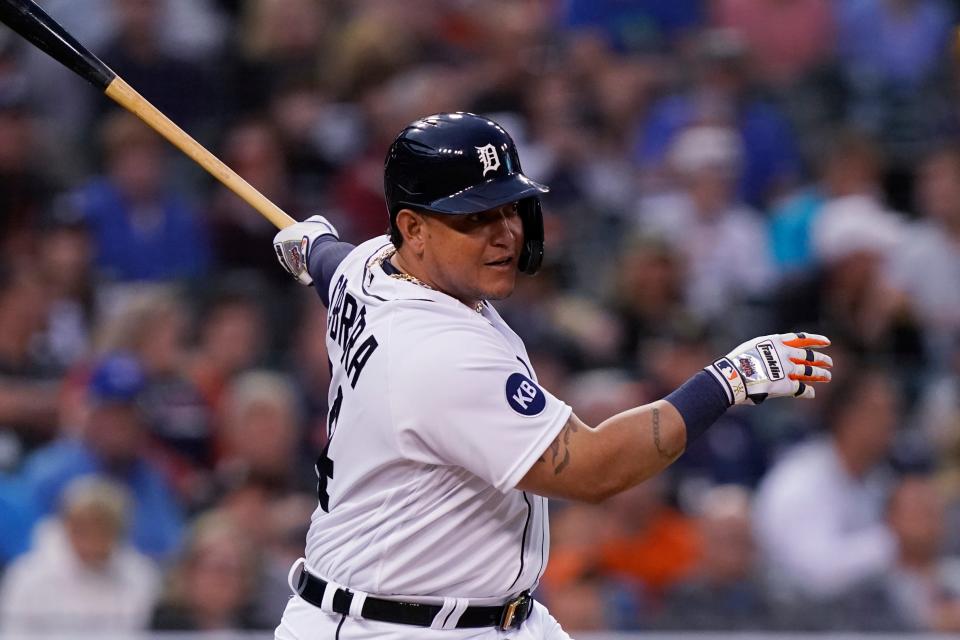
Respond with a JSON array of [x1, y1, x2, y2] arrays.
[[273, 214, 339, 286], [705, 332, 832, 406]]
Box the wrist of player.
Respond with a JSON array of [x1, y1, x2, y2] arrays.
[[273, 214, 339, 286], [665, 332, 833, 445], [705, 332, 832, 406]]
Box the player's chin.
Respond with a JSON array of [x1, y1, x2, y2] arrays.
[[480, 267, 517, 300]]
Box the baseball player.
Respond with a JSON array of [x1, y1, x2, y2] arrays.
[[271, 112, 832, 639]]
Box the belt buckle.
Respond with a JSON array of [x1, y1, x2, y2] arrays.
[[499, 592, 531, 630]]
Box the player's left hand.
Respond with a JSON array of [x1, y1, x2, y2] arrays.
[[273, 214, 339, 286], [705, 332, 832, 406]]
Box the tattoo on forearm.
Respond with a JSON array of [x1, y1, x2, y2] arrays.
[[652, 407, 681, 461], [537, 420, 578, 474]]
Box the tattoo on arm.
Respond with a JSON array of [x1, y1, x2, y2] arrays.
[[537, 420, 578, 475], [652, 407, 681, 461]]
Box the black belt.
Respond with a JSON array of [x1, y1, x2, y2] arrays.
[[295, 568, 533, 630]]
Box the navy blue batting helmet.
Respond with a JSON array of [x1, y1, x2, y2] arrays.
[[384, 112, 547, 275]]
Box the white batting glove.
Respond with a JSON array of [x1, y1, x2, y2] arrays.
[[705, 332, 832, 406], [273, 215, 339, 286]]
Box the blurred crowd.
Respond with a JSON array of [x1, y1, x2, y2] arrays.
[[1, 0, 960, 634]]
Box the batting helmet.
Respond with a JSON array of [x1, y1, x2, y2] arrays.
[[384, 112, 547, 275]]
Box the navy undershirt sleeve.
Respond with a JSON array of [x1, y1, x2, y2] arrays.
[[307, 235, 355, 307], [664, 371, 730, 444]]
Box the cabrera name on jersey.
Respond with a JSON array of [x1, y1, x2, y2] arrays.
[[307, 236, 572, 601]]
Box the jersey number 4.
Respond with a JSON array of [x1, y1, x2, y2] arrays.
[[316, 385, 343, 512]]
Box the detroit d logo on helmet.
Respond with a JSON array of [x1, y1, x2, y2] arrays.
[[476, 144, 500, 176]]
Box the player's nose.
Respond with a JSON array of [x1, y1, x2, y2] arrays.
[[492, 206, 520, 247]]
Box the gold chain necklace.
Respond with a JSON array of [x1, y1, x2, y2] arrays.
[[379, 249, 484, 314]]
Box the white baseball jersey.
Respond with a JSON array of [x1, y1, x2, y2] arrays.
[[303, 236, 572, 602]]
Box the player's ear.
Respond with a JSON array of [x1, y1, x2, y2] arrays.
[[395, 209, 426, 255]]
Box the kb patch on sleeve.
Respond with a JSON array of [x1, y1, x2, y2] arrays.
[[506, 373, 545, 416]]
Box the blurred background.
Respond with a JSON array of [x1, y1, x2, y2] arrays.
[[1, 0, 960, 636]]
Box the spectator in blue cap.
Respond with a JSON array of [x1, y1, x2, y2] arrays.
[[89, 352, 145, 400], [10, 354, 184, 563]]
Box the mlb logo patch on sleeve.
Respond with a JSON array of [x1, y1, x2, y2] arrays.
[[506, 373, 545, 416]]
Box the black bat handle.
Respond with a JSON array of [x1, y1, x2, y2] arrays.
[[0, 0, 115, 90]]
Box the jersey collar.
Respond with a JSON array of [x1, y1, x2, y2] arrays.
[[361, 240, 489, 316]]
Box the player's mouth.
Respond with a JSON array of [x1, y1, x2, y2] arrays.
[[485, 256, 514, 268]]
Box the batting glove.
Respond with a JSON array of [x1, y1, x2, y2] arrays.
[[705, 332, 832, 406], [273, 215, 339, 286]]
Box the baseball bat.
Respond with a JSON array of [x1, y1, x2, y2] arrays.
[[0, 0, 295, 230]]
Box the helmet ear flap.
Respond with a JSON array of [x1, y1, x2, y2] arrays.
[[517, 198, 544, 275]]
